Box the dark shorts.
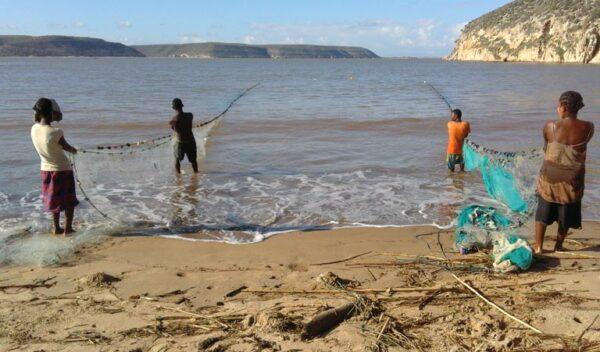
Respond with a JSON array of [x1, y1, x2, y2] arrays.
[[447, 153, 464, 170], [174, 140, 197, 162], [41, 170, 79, 213], [535, 195, 582, 230]]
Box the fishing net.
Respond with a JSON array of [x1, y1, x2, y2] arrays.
[[70, 84, 258, 230], [463, 140, 543, 213], [455, 139, 543, 271]]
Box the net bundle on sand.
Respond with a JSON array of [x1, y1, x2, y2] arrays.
[[455, 139, 544, 272]]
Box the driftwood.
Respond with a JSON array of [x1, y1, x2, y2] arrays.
[[301, 302, 356, 339], [152, 305, 231, 329], [418, 287, 456, 310], [156, 287, 193, 298], [310, 251, 372, 266], [243, 278, 551, 296], [451, 273, 543, 334], [536, 252, 600, 260], [225, 286, 248, 298], [577, 314, 599, 344], [0, 277, 56, 292]]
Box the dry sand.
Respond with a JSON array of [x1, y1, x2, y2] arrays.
[[1, 222, 599, 351]]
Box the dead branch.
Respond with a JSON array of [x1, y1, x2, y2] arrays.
[[301, 302, 356, 339], [451, 273, 543, 334], [310, 251, 372, 266], [0, 277, 56, 292]]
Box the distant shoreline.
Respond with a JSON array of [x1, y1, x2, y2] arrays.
[[0, 35, 379, 59]]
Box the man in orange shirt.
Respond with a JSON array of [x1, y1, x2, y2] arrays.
[[447, 109, 470, 172]]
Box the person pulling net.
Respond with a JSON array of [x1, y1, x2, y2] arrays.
[[71, 84, 259, 229], [455, 91, 595, 270]]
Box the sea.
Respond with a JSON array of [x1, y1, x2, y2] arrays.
[[1, 57, 599, 264]]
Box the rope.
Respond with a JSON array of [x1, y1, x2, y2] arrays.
[[69, 153, 119, 223], [465, 139, 541, 160], [79, 83, 260, 154], [422, 81, 541, 159], [424, 81, 452, 112], [70, 83, 260, 221]]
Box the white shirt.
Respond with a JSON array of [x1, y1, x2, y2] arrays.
[[30, 123, 72, 171]]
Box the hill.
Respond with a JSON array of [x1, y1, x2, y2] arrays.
[[132, 42, 379, 59], [0, 35, 144, 57], [447, 0, 600, 63]]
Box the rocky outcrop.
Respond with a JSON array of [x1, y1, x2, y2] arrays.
[[0, 35, 144, 57], [447, 0, 600, 64], [133, 42, 379, 59]]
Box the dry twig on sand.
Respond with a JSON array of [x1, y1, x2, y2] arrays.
[[577, 314, 599, 348], [152, 305, 231, 329], [0, 277, 56, 292], [536, 252, 600, 260], [451, 273, 543, 334], [310, 251, 372, 266]]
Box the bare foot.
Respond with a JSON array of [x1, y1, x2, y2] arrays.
[[554, 245, 567, 252], [533, 246, 553, 255], [53, 227, 64, 235]]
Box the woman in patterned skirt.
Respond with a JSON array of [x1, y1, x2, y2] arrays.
[[30, 98, 79, 235]]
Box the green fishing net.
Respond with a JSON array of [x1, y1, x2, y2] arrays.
[[455, 139, 543, 271]]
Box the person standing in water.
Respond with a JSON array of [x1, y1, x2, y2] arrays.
[[30, 98, 79, 235], [535, 91, 594, 254], [446, 109, 470, 172], [169, 98, 198, 174]]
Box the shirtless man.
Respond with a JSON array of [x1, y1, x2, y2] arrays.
[[169, 98, 198, 174], [534, 91, 594, 254], [446, 109, 470, 172]]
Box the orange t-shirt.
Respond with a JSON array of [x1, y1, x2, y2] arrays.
[[447, 121, 470, 154]]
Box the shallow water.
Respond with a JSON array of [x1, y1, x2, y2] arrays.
[[0, 57, 599, 263]]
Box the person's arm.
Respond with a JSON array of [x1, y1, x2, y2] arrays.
[[542, 121, 551, 151], [58, 136, 77, 154], [169, 115, 178, 131], [465, 122, 470, 137]]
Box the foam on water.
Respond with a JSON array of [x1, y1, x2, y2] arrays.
[[1, 58, 599, 266]]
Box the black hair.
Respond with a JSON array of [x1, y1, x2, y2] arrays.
[[33, 97, 53, 124], [452, 109, 462, 119], [559, 91, 584, 114], [172, 98, 183, 109]]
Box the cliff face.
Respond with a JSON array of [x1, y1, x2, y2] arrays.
[[447, 0, 600, 64], [133, 43, 379, 59], [0, 36, 144, 57]]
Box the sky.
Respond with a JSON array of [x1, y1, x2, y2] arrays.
[[0, 0, 512, 57]]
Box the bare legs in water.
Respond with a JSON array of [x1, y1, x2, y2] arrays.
[[175, 160, 198, 174], [51, 206, 75, 235]]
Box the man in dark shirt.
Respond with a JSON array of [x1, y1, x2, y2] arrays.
[[169, 98, 198, 174]]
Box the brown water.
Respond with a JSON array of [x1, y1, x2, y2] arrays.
[[0, 58, 599, 262]]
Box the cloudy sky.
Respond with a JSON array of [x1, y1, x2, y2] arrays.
[[0, 0, 511, 57]]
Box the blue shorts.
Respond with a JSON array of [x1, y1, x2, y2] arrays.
[[447, 154, 464, 170]]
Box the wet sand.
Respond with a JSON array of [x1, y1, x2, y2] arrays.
[[1, 222, 599, 351]]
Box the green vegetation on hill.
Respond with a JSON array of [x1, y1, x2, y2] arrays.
[[133, 42, 379, 59], [0, 35, 144, 57]]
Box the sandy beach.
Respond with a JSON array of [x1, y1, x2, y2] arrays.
[[1, 222, 599, 351]]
